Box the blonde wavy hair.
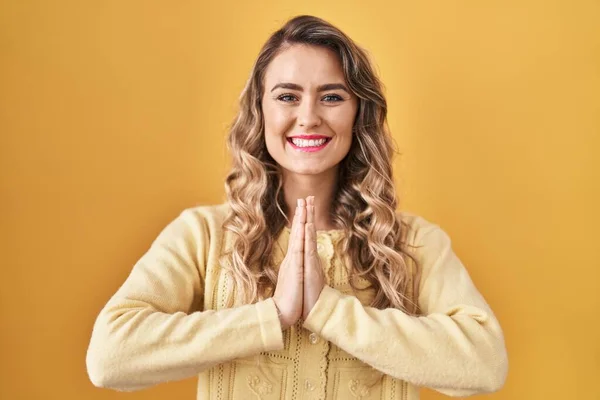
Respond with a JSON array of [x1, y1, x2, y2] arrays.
[[220, 15, 421, 314]]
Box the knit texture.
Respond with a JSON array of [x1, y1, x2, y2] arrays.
[[86, 203, 508, 399]]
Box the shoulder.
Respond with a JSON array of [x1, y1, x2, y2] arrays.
[[178, 202, 230, 231], [397, 211, 448, 246], [154, 202, 231, 247], [396, 210, 455, 268]]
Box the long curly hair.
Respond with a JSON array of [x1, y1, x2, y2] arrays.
[[220, 15, 421, 314]]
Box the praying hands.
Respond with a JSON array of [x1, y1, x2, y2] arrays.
[[272, 196, 326, 329]]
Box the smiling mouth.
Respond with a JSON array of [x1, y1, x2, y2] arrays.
[[286, 137, 332, 152]]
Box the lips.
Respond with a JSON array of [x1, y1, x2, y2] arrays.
[[286, 136, 332, 152], [286, 135, 331, 140]]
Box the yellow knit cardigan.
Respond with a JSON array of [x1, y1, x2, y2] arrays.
[[86, 203, 508, 399]]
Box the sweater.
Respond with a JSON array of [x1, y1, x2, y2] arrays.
[[86, 203, 508, 399]]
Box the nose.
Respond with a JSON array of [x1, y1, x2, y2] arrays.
[[297, 99, 322, 129]]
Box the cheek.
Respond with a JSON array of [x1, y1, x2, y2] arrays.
[[329, 106, 356, 138], [263, 103, 291, 136]]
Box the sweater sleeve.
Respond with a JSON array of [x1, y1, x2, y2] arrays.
[[86, 208, 284, 391], [302, 225, 508, 396]]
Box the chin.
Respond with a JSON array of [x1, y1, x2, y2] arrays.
[[294, 169, 326, 176], [285, 163, 336, 176]]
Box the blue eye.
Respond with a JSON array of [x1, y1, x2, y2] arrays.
[[322, 94, 343, 102], [277, 94, 297, 102]]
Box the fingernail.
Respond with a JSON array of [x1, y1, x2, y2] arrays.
[[297, 199, 302, 207]]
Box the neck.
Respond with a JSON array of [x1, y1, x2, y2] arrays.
[[282, 168, 339, 231]]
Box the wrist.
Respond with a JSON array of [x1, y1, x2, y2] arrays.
[[273, 299, 289, 330]]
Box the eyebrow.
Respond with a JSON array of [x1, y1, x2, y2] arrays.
[[270, 82, 350, 93]]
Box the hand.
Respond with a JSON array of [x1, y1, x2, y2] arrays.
[[302, 196, 325, 321], [273, 199, 305, 330]]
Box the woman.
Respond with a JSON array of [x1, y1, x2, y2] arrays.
[[86, 15, 508, 399]]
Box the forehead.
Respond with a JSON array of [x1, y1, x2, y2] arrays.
[[264, 44, 346, 87]]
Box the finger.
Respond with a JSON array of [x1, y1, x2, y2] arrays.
[[307, 196, 316, 247], [305, 206, 316, 259], [292, 199, 306, 256], [288, 198, 306, 252], [286, 202, 302, 252], [306, 197, 314, 225], [310, 200, 317, 248], [310, 205, 317, 255], [298, 198, 306, 224]]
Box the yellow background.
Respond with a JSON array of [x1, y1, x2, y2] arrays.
[[1, 1, 598, 399]]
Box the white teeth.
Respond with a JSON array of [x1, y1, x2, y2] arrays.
[[291, 138, 327, 147]]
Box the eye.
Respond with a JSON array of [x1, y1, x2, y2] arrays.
[[276, 93, 298, 103], [322, 94, 344, 102]]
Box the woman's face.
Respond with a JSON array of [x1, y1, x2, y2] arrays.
[[261, 44, 358, 177]]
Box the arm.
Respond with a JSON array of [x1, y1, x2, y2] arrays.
[[86, 209, 283, 391], [303, 225, 508, 396]]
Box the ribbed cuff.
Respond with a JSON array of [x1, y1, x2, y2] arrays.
[[302, 285, 340, 334], [255, 298, 284, 351]]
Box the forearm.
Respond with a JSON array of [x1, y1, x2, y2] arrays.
[[304, 286, 507, 395], [86, 297, 283, 391]]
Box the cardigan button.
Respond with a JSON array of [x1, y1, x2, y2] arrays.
[[304, 379, 315, 391], [308, 332, 319, 344]]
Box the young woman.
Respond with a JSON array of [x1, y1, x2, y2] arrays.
[[87, 15, 508, 400]]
